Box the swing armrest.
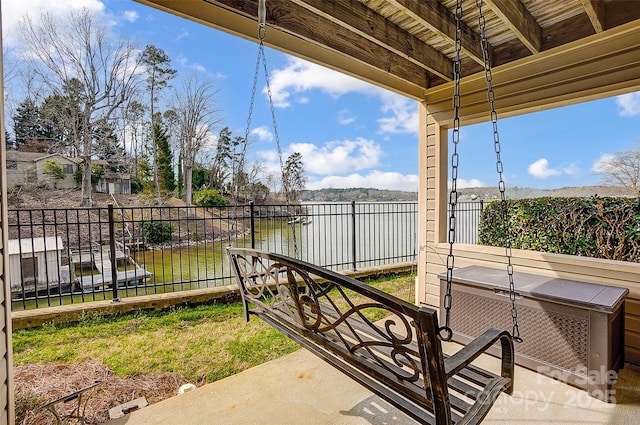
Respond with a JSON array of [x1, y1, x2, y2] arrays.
[[444, 328, 514, 388]]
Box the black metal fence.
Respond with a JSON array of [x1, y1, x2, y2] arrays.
[[8, 201, 428, 310], [447, 201, 485, 245]]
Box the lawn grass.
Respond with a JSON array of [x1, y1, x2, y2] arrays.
[[13, 273, 416, 384]]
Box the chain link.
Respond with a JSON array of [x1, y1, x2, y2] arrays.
[[439, 0, 464, 342], [476, 0, 522, 343], [243, 22, 299, 258], [260, 31, 299, 258]]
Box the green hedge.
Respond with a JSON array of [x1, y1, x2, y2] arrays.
[[479, 197, 640, 262]]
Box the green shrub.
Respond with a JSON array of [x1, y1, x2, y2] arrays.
[[193, 189, 226, 207], [43, 160, 65, 180], [130, 177, 143, 194], [479, 196, 640, 262], [140, 220, 174, 244]]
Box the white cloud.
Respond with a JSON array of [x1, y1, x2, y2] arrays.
[[455, 178, 484, 189], [290, 138, 383, 175], [268, 57, 378, 108], [177, 55, 206, 72], [337, 110, 355, 125], [377, 95, 419, 134], [592, 153, 615, 173], [616, 92, 640, 117], [2, 0, 106, 45], [251, 126, 273, 141], [528, 158, 561, 179], [268, 57, 419, 136], [123, 10, 138, 23], [307, 171, 418, 191], [563, 162, 581, 176], [175, 29, 190, 42]]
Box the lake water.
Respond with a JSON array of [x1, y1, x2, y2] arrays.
[[131, 202, 420, 292]]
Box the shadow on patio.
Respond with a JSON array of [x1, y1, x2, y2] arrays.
[[106, 342, 640, 425]]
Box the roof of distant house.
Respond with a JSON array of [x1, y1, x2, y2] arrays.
[[5, 151, 81, 163]]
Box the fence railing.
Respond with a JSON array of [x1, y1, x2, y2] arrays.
[[8, 201, 430, 310], [447, 201, 485, 245]]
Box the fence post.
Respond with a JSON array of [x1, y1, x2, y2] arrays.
[[108, 204, 120, 302], [250, 201, 256, 249], [351, 201, 357, 271]]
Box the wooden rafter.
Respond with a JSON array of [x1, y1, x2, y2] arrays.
[[291, 0, 452, 81], [581, 0, 605, 33], [208, 0, 431, 90], [136, 0, 640, 100], [387, 0, 487, 66], [485, 0, 542, 54]]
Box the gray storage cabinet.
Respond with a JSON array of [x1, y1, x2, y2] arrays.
[[439, 265, 627, 402]]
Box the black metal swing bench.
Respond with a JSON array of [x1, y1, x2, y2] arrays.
[[228, 248, 514, 425]]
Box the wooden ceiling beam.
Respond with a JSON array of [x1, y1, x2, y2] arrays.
[[581, 0, 605, 33], [291, 0, 452, 81], [205, 0, 431, 91], [484, 0, 542, 54], [425, 20, 640, 125], [387, 0, 487, 66]]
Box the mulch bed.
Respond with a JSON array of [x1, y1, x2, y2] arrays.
[[15, 359, 187, 424]]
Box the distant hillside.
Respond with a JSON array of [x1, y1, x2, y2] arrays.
[[457, 185, 632, 201], [300, 185, 632, 202], [300, 188, 418, 202], [8, 185, 632, 208]]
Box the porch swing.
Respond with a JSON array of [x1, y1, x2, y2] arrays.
[[228, 1, 517, 424]]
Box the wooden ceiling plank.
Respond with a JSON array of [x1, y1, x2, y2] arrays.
[[484, 0, 542, 54], [206, 0, 431, 90], [291, 0, 452, 81], [581, 0, 605, 33], [387, 0, 487, 66]]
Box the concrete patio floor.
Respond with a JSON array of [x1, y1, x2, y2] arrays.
[[107, 342, 640, 425]]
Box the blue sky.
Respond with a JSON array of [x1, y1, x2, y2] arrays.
[[3, 0, 640, 192]]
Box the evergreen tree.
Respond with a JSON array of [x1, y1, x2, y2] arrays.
[[5, 130, 14, 150], [282, 152, 306, 202], [192, 165, 210, 190], [13, 98, 47, 148], [210, 127, 233, 192], [95, 120, 127, 172], [155, 119, 175, 193], [141, 45, 177, 202]]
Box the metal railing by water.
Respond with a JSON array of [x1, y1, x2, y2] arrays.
[[7, 201, 481, 310]]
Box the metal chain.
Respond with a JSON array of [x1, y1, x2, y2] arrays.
[[243, 11, 299, 258], [260, 32, 299, 258], [439, 0, 464, 342], [241, 39, 263, 194], [476, 0, 522, 342]]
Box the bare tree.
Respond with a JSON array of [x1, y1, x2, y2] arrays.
[[18, 8, 141, 206], [123, 100, 146, 180], [172, 75, 221, 206], [595, 145, 640, 196]]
